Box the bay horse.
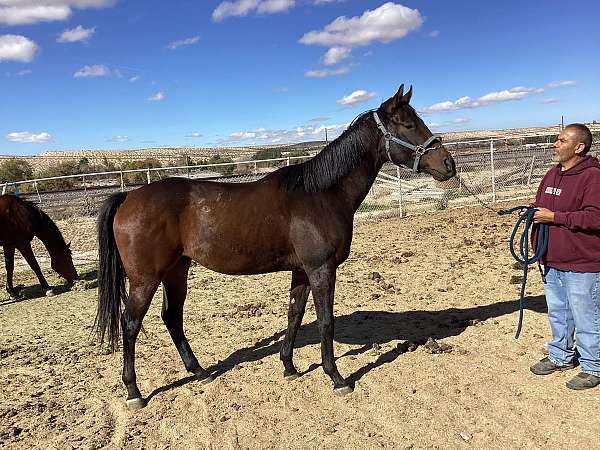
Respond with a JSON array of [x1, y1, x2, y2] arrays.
[[96, 85, 456, 409], [0, 195, 78, 299]]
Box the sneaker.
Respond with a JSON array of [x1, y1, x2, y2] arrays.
[[530, 357, 575, 375], [566, 373, 600, 390]]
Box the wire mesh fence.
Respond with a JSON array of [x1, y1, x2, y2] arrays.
[[2, 134, 599, 222]]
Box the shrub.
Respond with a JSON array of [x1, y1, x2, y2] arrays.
[[0, 158, 33, 183], [36, 161, 79, 191], [253, 148, 282, 167], [119, 158, 163, 185], [197, 154, 235, 176]]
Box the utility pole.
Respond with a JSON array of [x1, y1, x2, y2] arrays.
[[561, 115, 564, 130], [325, 128, 328, 143]]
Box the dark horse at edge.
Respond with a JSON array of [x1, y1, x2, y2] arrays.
[[0, 195, 78, 299], [95, 85, 456, 409]]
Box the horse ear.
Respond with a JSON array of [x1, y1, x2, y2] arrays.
[[402, 85, 413, 104], [382, 84, 405, 114], [67, 242, 71, 248]]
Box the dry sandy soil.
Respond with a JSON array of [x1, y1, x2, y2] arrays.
[[1, 203, 599, 449]]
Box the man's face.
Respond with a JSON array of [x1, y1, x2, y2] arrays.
[[553, 128, 584, 164]]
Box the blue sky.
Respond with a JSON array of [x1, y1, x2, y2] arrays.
[[0, 0, 599, 155]]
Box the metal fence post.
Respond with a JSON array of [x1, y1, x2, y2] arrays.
[[287, 157, 290, 166], [527, 156, 536, 186], [458, 167, 463, 193], [34, 181, 41, 204], [1, 182, 6, 195], [397, 166, 405, 218], [254, 161, 258, 175], [146, 168, 151, 184], [120, 171, 124, 192], [490, 140, 496, 202]]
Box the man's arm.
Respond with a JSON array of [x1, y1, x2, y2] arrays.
[[545, 183, 600, 231]]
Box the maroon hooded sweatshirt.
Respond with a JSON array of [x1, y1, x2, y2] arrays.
[[533, 155, 600, 272]]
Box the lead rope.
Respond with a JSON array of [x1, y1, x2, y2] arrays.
[[497, 206, 549, 338]]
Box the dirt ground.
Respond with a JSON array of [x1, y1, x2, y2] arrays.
[[1, 203, 599, 450]]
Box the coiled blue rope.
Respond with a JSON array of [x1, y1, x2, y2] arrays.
[[498, 206, 549, 338]]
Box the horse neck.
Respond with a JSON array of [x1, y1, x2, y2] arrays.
[[34, 215, 64, 255], [334, 133, 384, 212]]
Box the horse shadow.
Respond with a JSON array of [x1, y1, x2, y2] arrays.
[[0, 268, 98, 306], [147, 295, 547, 402]]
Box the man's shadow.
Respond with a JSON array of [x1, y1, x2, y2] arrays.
[[146, 295, 547, 403]]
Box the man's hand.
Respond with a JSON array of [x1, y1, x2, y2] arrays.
[[533, 207, 555, 224]]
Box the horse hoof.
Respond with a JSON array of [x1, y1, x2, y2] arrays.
[[45, 289, 55, 297], [126, 398, 146, 410], [197, 375, 214, 385], [284, 373, 299, 381], [334, 385, 353, 396]]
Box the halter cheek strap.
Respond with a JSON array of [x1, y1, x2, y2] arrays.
[[372, 112, 442, 173]]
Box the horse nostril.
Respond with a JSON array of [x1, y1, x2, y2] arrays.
[[444, 157, 455, 173]]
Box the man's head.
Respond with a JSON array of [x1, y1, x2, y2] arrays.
[[553, 123, 593, 166]]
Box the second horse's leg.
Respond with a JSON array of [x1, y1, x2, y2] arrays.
[[280, 270, 311, 380], [3, 246, 21, 299], [17, 242, 53, 296], [161, 257, 213, 384]]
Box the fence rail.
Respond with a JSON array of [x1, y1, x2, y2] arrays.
[[2, 135, 599, 221]]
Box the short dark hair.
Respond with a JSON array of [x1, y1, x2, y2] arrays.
[[566, 123, 593, 154]]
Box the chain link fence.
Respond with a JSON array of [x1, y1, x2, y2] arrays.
[[3, 134, 599, 222]]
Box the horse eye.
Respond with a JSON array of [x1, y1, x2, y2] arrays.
[[402, 122, 414, 129]]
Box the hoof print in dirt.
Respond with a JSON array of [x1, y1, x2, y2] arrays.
[[509, 275, 523, 284], [423, 337, 453, 354], [396, 341, 419, 354], [368, 271, 382, 281]]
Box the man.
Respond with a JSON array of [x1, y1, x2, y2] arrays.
[[529, 123, 600, 390]]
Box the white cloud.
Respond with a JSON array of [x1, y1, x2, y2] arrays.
[[212, 0, 295, 22], [74, 64, 109, 77], [305, 66, 349, 77], [0, 34, 38, 62], [57, 25, 95, 43], [167, 36, 200, 50], [422, 86, 546, 113], [17, 68, 31, 75], [109, 135, 129, 142], [6, 131, 51, 143], [185, 132, 203, 138], [148, 91, 165, 101], [220, 122, 348, 145], [542, 98, 560, 104], [300, 2, 422, 48], [322, 46, 350, 65], [337, 89, 377, 106], [0, 1, 116, 26], [427, 30, 439, 38], [546, 80, 576, 88], [129, 75, 140, 82]]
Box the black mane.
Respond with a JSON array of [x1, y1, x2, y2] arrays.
[[18, 196, 67, 247], [279, 112, 377, 192]]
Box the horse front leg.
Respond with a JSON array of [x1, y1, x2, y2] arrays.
[[17, 242, 53, 296], [308, 263, 353, 395], [3, 246, 22, 300], [280, 270, 311, 380]]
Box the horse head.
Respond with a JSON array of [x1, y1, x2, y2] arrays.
[[375, 84, 456, 181], [51, 242, 78, 282]]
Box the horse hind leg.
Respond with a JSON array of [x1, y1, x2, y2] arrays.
[[122, 279, 157, 410], [279, 270, 311, 380], [161, 257, 213, 384], [3, 246, 22, 300]]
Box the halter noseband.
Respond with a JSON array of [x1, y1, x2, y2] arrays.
[[372, 111, 442, 173]]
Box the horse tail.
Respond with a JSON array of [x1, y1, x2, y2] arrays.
[[95, 191, 128, 353]]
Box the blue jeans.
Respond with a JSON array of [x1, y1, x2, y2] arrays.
[[544, 268, 600, 376]]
